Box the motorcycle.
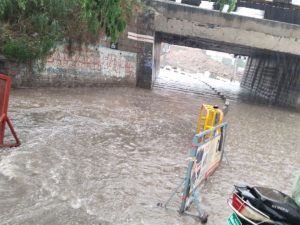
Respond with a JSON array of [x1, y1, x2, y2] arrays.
[[227, 185, 300, 225]]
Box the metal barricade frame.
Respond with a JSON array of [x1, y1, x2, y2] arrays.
[[0, 74, 20, 148], [162, 122, 228, 223]]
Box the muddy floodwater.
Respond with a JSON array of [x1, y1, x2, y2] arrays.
[[0, 72, 300, 225]]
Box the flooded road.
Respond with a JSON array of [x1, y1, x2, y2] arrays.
[[0, 72, 299, 225], [154, 68, 250, 102]]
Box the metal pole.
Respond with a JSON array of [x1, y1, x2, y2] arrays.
[[164, 179, 185, 208], [179, 147, 197, 214]]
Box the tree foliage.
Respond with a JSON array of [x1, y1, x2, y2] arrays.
[[215, 0, 237, 12], [0, 0, 140, 62]]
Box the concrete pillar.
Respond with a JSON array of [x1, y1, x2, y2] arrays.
[[136, 43, 154, 88], [136, 37, 161, 89], [135, 10, 155, 89], [116, 6, 157, 89], [241, 54, 300, 109]]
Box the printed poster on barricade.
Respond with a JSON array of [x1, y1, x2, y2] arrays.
[[191, 135, 222, 189]]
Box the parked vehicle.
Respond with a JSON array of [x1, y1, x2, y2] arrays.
[[227, 185, 300, 225]]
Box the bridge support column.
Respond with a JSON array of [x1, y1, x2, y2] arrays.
[[136, 42, 154, 89], [241, 54, 300, 109], [136, 11, 156, 89], [136, 36, 161, 89]]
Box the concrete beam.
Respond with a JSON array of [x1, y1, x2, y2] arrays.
[[146, 0, 300, 56], [156, 32, 274, 56]]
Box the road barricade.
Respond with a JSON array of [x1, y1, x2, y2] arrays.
[[0, 74, 20, 148], [162, 121, 228, 223]]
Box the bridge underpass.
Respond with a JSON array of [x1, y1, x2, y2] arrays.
[[154, 43, 248, 103], [153, 31, 300, 107], [137, 0, 300, 108]]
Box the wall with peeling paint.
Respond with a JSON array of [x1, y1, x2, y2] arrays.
[[0, 46, 137, 88], [40, 46, 137, 87], [0, 8, 154, 89]]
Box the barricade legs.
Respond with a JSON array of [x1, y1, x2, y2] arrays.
[[0, 115, 20, 148]]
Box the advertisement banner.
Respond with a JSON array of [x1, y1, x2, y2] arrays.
[[191, 135, 222, 189]]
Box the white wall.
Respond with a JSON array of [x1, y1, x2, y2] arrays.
[[232, 7, 265, 19]]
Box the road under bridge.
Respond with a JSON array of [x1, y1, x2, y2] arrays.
[[134, 0, 300, 108]]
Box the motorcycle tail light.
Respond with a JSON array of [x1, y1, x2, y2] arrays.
[[232, 193, 245, 212]]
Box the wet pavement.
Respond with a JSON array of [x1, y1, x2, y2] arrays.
[[0, 71, 299, 225], [154, 68, 250, 102]]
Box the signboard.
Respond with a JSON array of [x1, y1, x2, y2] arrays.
[[179, 123, 227, 220], [127, 32, 154, 43], [162, 119, 228, 223], [191, 135, 222, 189]]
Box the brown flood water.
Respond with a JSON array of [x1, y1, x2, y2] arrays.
[[0, 84, 299, 225]]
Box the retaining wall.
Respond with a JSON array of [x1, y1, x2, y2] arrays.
[[0, 8, 155, 88], [42, 46, 137, 87], [241, 54, 300, 108]]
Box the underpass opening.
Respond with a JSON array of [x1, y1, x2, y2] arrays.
[[150, 31, 300, 109], [153, 43, 249, 102], [145, 0, 300, 108]]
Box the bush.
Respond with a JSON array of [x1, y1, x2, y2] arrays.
[[0, 0, 140, 62]]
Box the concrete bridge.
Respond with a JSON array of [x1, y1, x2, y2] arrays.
[[135, 0, 300, 108], [2, 0, 299, 108]]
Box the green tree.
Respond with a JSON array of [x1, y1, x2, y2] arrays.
[[214, 0, 237, 12], [0, 0, 140, 62]]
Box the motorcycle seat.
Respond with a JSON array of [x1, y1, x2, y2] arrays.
[[253, 186, 300, 223], [253, 187, 298, 208]]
